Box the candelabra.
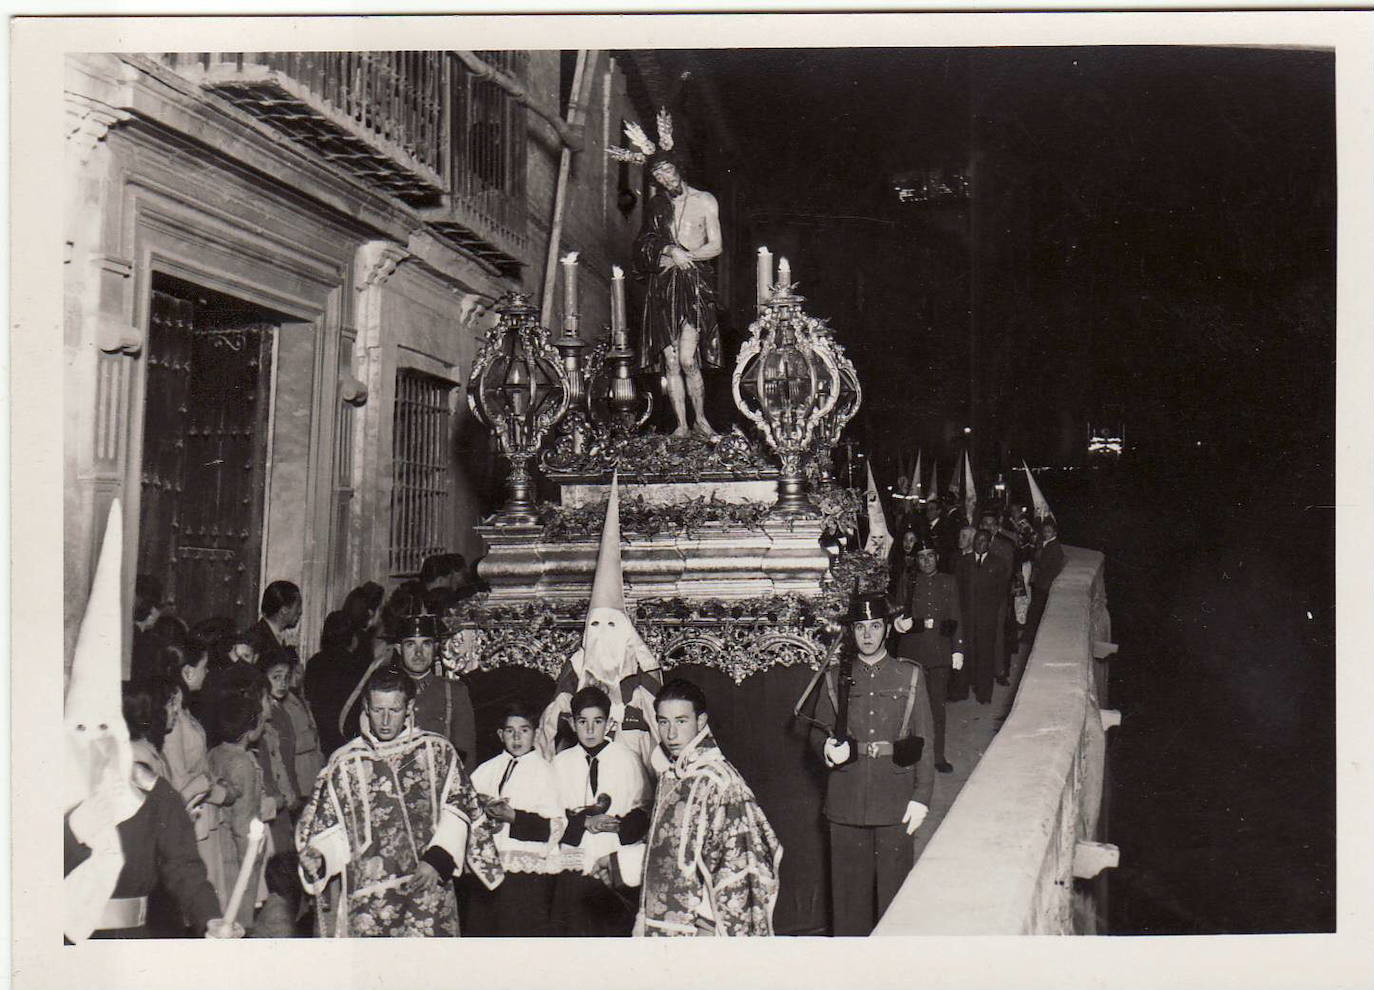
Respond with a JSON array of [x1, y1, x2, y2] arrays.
[[809, 334, 862, 485], [597, 335, 652, 435], [467, 293, 570, 525], [732, 282, 841, 515], [552, 324, 592, 457]]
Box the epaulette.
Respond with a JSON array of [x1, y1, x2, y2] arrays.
[[620, 705, 649, 733]]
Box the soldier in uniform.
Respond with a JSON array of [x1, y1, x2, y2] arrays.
[[395, 613, 477, 769], [340, 612, 477, 769], [892, 537, 965, 774], [813, 592, 936, 936]]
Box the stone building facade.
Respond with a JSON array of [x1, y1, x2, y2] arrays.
[[63, 50, 725, 668]]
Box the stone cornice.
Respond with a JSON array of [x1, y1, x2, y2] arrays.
[[354, 240, 413, 293], [65, 92, 132, 168]]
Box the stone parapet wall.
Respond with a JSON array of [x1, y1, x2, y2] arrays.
[[874, 545, 1112, 935]]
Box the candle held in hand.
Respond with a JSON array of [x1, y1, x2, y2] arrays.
[[222, 817, 266, 926]]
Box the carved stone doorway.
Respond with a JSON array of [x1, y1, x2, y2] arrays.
[[138, 273, 280, 628]]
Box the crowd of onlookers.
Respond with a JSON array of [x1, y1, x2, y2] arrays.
[[121, 552, 480, 937], [881, 490, 1065, 770], [115, 495, 1065, 939]]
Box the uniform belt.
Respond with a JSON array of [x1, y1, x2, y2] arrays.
[[860, 740, 896, 758], [96, 896, 148, 931]]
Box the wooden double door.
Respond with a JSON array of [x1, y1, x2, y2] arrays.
[[138, 276, 277, 628]]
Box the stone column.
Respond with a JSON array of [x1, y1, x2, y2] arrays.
[[63, 76, 139, 672], [350, 239, 413, 586]]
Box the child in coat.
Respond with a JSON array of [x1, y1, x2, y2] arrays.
[[262, 653, 323, 816], [208, 693, 276, 932]]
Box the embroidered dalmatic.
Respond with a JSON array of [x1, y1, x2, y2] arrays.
[[636, 729, 782, 937], [295, 720, 503, 937]]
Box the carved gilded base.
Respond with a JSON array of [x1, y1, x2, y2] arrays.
[[475, 518, 832, 601]]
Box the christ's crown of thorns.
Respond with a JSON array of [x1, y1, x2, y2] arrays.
[[606, 108, 674, 164]]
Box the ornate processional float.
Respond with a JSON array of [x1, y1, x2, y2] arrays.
[[452, 109, 881, 934], [447, 253, 879, 688], [451, 243, 882, 936]]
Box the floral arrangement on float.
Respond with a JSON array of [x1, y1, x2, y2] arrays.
[[534, 484, 864, 544], [536, 493, 772, 542], [541, 426, 775, 480]]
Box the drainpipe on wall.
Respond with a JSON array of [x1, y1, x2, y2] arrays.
[[539, 51, 601, 329]]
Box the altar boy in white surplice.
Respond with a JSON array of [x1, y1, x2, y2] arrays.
[[466, 702, 564, 936], [549, 685, 651, 936]]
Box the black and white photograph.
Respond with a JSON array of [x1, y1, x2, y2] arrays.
[[12, 7, 1374, 989]]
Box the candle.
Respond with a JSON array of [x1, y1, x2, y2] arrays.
[[223, 817, 266, 926], [777, 257, 791, 289], [560, 251, 579, 335], [611, 265, 627, 346], [756, 246, 773, 306]]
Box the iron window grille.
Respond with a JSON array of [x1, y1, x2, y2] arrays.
[[389, 368, 455, 578]]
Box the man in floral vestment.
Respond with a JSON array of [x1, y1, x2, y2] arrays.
[[635, 679, 782, 937], [296, 664, 503, 937]]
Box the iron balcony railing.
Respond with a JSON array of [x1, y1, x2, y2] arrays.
[[161, 51, 529, 272]]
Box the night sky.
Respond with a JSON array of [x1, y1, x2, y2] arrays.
[[638, 45, 1337, 933], [664, 46, 1335, 483]]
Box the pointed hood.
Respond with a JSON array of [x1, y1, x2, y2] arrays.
[[65, 499, 134, 808], [910, 449, 923, 500], [64, 499, 143, 944], [1023, 460, 1052, 521], [863, 461, 893, 557], [565, 471, 661, 751], [588, 471, 626, 615], [963, 451, 977, 523]]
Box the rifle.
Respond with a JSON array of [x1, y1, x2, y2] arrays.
[[828, 644, 860, 767], [792, 619, 858, 767]]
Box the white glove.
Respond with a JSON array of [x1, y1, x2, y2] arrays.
[[205, 918, 245, 939], [951, 651, 964, 671], [823, 738, 851, 768], [901, 801, 929, 835], [893, 614, 914, 634]]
